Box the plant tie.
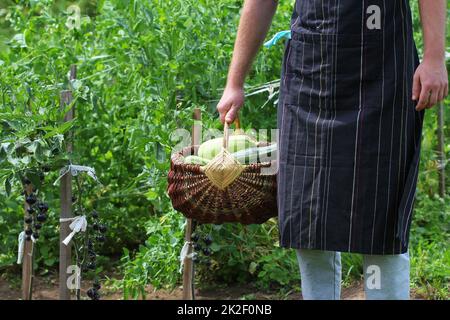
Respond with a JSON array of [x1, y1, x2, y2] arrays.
[[17, 231, 36, 264], [179, 241, 195, 273], [60, 215, 88, 246], [53, 164, 100, 186]]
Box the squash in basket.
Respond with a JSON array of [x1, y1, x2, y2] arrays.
[[198, 134, 257, 160], [184, 155, 209, 165]]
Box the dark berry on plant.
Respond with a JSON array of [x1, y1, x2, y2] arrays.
[[93, 282, 101, 290], [202, 247, 211, 256], [36, 213, 47, 222], [87, 261, 96, 270], [27, 208, 34, 214], [194, 243, 202, 251], [23, 178, 31, 185], [25, 194, 37, 205], [99, 224, 107, 234], [32, 232, 40, 239], [93, 292, 100, 300], [38, 202, 49, 213], [204, 260, 212, 267], [42, 165, 51, 173], [96, 235, 106, 243], [87, 288, 95, 299], [93, 223, 99, 231], [34, 223, 42, 230], [25, 228, 33, 236], [203, 235, 212, 246], [24, 216, 33, 224], [191, 234, 199, 242], [91, 210, 99, 219], [25, 235, 32, 241], [71, 196, 77, 203]]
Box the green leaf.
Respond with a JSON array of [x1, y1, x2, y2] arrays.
[[4, 175, 12, 196], [26, 172, 41, 190], [145, 189, 158, 201], [0, 147, 6, 164], [104, 150, 113, 160], [25, 140, 38, 154], [34, 140, 48, 163], [248, 262, 257, 275], [44, 258, 56, 266], [42, 120, 76, 139], [209, 242, 221, 252]]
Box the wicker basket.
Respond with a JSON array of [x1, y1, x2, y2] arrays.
[[167, 120, 277, 224]]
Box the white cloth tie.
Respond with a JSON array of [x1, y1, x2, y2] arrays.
[[53, 164, 100, 186], [17, 231, 36, 264], [179, 241, 195, 273], [60, 215, 87, 246], [17, 231, 25, 264]]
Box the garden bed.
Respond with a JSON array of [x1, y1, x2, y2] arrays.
[[0, 275, 428, 300]]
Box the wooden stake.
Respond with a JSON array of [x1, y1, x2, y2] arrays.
[[182, 108, 201, 300], [59, 65, 76, 300], [436, 101, 445, 198], [21, 183, 34, 300]]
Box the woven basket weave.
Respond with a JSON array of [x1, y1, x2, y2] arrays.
[[167, 120, 277, 224]]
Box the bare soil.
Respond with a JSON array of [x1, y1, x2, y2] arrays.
[[0, 275, 372, 300]]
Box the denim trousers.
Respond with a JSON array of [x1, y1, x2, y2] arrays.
[[296, 249, 410, 300]]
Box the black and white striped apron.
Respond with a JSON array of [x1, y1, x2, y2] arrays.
[[277, 0, 424, 255]]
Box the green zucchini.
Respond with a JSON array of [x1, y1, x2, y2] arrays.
[[184, 155, 210, 165], [198, 135, 257, 160], [231, 143, 277, 164]]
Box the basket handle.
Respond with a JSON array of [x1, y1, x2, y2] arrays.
[[223, 118, 241, 149]]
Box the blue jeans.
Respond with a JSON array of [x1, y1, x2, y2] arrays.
[[296, 249, 410, 300]]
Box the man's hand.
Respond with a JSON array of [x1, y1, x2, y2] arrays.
[[413, 59, 448, 111], [414, 0, 448, 111], [217, 86, 245, 124]]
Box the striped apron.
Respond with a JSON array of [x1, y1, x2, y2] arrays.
[[277, 0, 424, 255]]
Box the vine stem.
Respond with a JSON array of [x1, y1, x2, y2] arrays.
[[73, 174, 86, 300], [72, 239, 80, 300]]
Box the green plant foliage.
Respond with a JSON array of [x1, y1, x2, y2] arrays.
[[119, 209, 185, 299], [410, 240, 450, 300]]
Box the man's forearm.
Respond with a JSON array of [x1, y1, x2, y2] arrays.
[[419, 0, 446, 61], [226, 0, 278, 89]]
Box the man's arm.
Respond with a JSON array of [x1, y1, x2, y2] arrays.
[[217, 0, 278, 124], [413, 0, 448, 110]]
